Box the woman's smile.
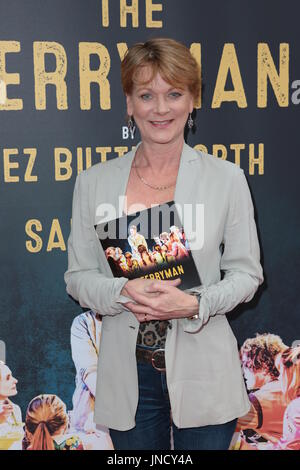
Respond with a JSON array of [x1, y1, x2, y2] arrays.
[[149, 119, 174, 128]]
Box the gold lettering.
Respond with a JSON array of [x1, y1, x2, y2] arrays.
[[79, 42, 111, 110], [164, 268, 172, 279], [213, 144, 227, 160], [194, 144, 208, 153], [177, 265, 184, 275], [95, 146, 112, 163], [3, 148, 19, 182], [55, 148, 72, 181], [117, 43, 128, 61], [146, 0, 163, 28], [24, 148, 38, 182], [47, 218, 66, 251], [0, 78, 7, 105], [120, 0, 139, 27], [257, 43, 289, 108], [101, 0, 109, 27], [0, 41, 22, 110], [212, 43, 247, 108], [190, 43, 202, 109], [77, 147, 92, 173], [33, 41, 68, 110], [249, 143, 264, 175], [114, 146, 128, 157], [25, 219, 43, 253], [230, 144, 245, 166]]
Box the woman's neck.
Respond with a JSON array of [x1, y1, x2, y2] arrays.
[[136, 137, 184, 174]]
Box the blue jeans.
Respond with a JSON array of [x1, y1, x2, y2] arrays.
[[109, 346, 237, 450]]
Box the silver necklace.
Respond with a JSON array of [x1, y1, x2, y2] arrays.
[[132, 150, 176, 191]]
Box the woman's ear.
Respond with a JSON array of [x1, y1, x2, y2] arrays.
[[189, 99, 194, 114], [126, 94, 133, 117]]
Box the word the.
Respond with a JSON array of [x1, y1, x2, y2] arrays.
[[100, 0, 163, 28]]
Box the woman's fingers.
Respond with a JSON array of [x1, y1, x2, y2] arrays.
[[126, 278, 181, 307], [134, 313, 152, 322], [145, 278, 181, 293], [124, 301, 158, 316], [124, 290, 160, 309]]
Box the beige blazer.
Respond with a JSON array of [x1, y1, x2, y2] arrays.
[[64, 142, 264, 431]]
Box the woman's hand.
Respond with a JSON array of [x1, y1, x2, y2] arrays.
[[121, 277, 170, 299], [121, 278, 199, 322]]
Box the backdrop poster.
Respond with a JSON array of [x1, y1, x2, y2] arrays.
[[0, 0, 299, 450]]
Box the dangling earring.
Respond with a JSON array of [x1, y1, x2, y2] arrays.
[[127, 116, 136, 139], [187, 113, 194, 129]]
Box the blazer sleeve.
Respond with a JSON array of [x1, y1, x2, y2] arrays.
[[64, 171, 129, 316], [183, 166, 264, 334]]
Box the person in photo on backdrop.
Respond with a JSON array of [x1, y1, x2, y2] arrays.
[[0, 361, 23, 450], [70, 310, 114, 449], [234, 344, 300, 450], [230, 333, 288, 449], [64, 37, 264, 450], [22, 394, 84, 450], [270, 346, 300, 450]]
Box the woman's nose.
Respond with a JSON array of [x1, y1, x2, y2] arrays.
[[155, 96, 170, 114]]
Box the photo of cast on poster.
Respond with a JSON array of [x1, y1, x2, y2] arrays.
[[103, 224, 190, 278], [1, 316, 299, 450]]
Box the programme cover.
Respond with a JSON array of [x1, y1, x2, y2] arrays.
[[94, 200, 201, 291]]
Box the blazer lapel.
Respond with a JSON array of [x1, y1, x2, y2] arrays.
[[113, 141, 201, 216], [173, 142, 200, 206]]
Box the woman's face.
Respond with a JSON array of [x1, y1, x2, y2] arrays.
[[241, 353, 268, 390], [0, 365, 18, 398], [126, 67, 194, 146]]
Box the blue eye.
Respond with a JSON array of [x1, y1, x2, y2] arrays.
[[140, 93, 152, 100], [169, 92, 182, 98]]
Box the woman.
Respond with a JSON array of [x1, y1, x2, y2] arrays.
[[23, 394, 85, 450], [230, 333, 288, 449], [237, 346, 300, 450], [152, 244, 167, 265], [124, 252, 136, 273], [271, 346, 300, 450], [70, 310, 114, 449], [0, 361, 23, 450], [137, 244, 155, 268], [168, 231, 189, 260], [65, 38, 264, 450]]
